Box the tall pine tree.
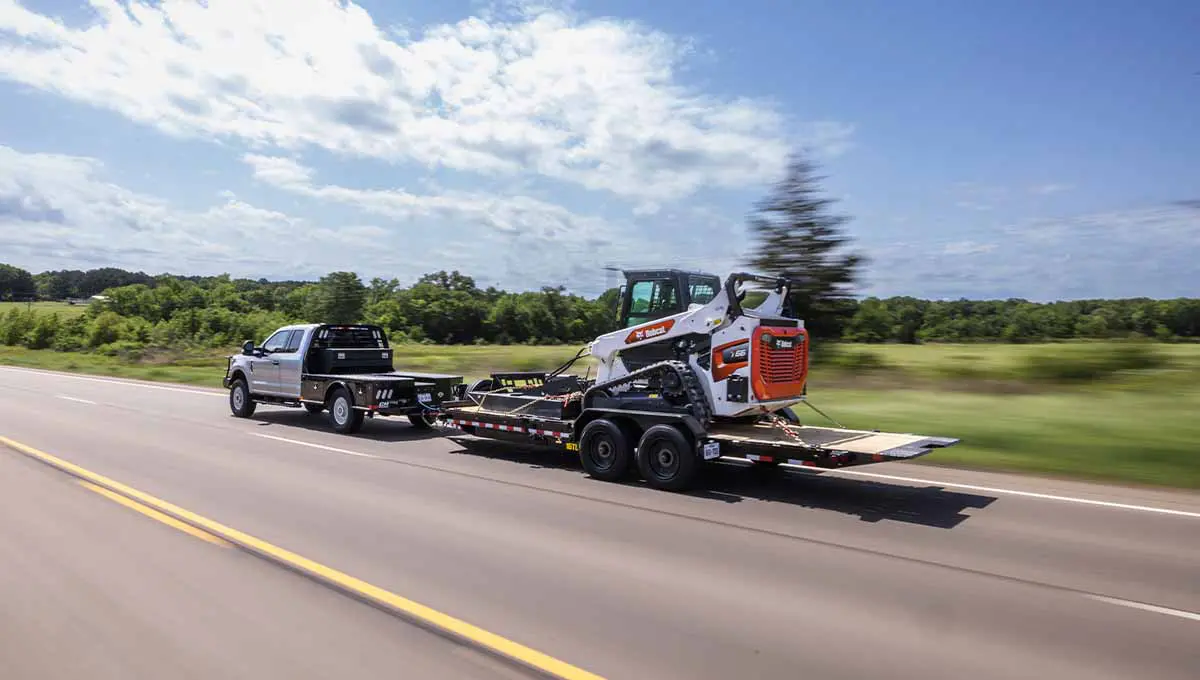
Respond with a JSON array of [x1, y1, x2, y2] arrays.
[[744, 151, 866, 338]]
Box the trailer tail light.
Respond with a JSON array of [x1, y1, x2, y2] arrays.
[[750, 326, 808, 401]]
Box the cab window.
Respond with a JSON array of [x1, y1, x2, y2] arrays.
[[282, 329, 303, 353], [688, 276, 719, 305], [262, 330, 290, 353], [627, 279, 679, 326]]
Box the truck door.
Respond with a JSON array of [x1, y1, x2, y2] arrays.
[[253, 329, 290, 395], [273, 329, 305, 399]]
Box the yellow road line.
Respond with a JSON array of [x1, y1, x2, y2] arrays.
[[0, 435, 604, 680], [79, 481, 232, 547]]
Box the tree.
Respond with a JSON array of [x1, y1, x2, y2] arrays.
[[743, 152, 867, 338], [0, 264, 36, 300], [308, 272, 367, 324]]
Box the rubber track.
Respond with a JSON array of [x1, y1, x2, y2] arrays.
[[583, 360, 713, 425]]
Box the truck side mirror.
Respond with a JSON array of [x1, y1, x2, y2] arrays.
[[242, 340, 255, 355]]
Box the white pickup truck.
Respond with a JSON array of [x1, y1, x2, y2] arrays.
[[223, 323, 463, 434]]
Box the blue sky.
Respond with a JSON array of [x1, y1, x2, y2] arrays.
[[0, 0, 1196, 300]]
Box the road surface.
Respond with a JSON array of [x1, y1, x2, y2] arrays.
[[0, 365, 1197, 680]]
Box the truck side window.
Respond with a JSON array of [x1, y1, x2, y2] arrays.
[[283, 330, 303, 353], [262, 330, 289, 353]]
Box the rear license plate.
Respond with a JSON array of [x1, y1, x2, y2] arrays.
[[418, 393, 432, 403]]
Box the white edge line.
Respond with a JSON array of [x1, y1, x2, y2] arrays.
[[251, 433, 383, 460], [56, 395, 97, 405], [784, 466, 1200, 519], [1085, 594, 1200, 622], [0, 365, 222, 397], [5, 364, 1197, 520]]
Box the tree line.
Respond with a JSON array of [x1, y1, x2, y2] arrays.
[[1, 263, 1198, 356]]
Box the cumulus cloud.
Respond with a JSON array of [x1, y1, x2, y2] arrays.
[[0, 144, 677, 294], [0, 0, 831, 204]]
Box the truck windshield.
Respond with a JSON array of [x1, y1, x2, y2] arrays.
[[311, 326, 388, 349]]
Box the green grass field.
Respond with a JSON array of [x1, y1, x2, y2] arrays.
[[2, 341, 1198, 489], [0, 300, 92, 319]]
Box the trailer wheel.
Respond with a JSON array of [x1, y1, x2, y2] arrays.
[[636, 424, 699, 492], [328, 387, 364, 434], [407, 413, 437, 430], [578, 418, 633, 482], [229, 378, 255, 418]]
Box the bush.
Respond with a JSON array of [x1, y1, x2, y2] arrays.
[[1018, 342, 1166, 383], [87, 311, 125, 348], [1, 308, 34, 346], [25, 313, 60, 350]]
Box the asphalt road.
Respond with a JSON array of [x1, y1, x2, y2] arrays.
[[1, 365, 1197, 680]]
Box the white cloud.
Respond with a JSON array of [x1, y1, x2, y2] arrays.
[[0, 144, 676, 294], [0, 0, 834, 204]]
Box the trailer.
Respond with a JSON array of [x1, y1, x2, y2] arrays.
[[436, 369, 958, 491]]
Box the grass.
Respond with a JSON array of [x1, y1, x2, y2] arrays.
[[0, 300, 92, 319], [2, 341, 1198, 490], [806, 388, 1200, 490]]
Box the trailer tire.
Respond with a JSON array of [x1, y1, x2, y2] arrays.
[[328, 387, 364, 434], [636, 424, 699, 492], [229, 378, 255, 418], [578, 418, 633, 482]]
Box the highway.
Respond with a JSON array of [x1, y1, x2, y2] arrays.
[[1, 365, 1197, 680]]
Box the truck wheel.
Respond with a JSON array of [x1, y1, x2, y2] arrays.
[[229, 378, 256, 418], [328, 387, 364, 434], [578, 418, 633, 482], [636, 424, 699, 491], [407, 413, 437, 430], [303, 403, 324, 415]]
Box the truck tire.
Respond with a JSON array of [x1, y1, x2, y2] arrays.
[[635, 424, 699, 491], [303, 403, 324, 415], [229, 378, 256, 418], [328, 387, 364, 434], [407, 413, 437, 430], [578, 418, 633, 482]]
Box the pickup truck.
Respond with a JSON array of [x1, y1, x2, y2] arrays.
[[223, 323, 463, 434]]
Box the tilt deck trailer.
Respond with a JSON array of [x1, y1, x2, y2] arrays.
[[434, 269, 960, 492], [437, 370, 958, 491]]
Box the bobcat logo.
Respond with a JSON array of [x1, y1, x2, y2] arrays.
[[625, 319, 676, 344]]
